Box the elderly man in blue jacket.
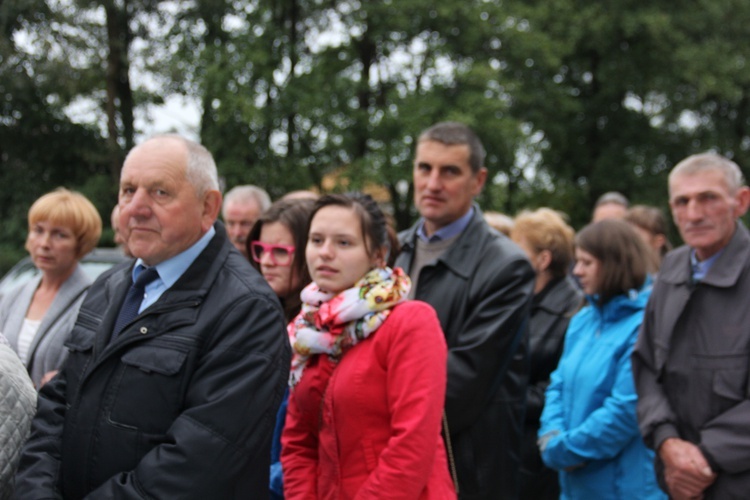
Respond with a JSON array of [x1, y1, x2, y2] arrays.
[[15, 135, 290, 498]]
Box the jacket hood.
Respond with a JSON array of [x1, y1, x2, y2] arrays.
[[584, 276, 653, 323]]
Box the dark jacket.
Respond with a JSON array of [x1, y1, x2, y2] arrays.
[[633, 222, 750, 499], [396, 207, 535, 500], [14, 223, 291, 499], [520, 277, 582, 499]]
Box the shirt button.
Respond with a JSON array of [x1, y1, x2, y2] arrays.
[[140, 327, 148, 334]]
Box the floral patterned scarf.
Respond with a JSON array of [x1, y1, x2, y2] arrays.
[[288, 266, 411, 387]]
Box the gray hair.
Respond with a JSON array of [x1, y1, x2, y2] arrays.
[[129, 135, 220, 197], [669, 152, 746, 194], [595, 191, 629, 208], [418, 122, 486, 174], [223, 185, 272, 212]]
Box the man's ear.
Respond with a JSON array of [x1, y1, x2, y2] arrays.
[[201, 190, 223, 232], [472, 167, 488, 196], [734, 186, 750, 218]]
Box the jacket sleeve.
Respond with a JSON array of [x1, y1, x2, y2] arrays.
[[354, 303, 448, 499], [632, 298, 680, 451], [526, 381, 551, 425], [699, 398, 750, 473], [538, 310, 586, 440], [445, 253, 534, 432], [541, 328, 642, 470], [13, 369, 68, 498], [538, 325, 574, 440], [281, 379, 320, 499], [87, 294, 289, 498]]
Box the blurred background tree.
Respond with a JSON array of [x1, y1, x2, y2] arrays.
[[2, 0, 750, 272]]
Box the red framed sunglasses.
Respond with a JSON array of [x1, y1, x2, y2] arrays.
[[250, 241, 296, 266]]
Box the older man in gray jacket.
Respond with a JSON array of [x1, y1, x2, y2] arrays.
[[633, 152, 750, 499]]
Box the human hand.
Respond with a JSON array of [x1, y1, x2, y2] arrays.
[[39, 370, 58, 388], [659, 438, 716, 499], [563, 462, 585, 472]]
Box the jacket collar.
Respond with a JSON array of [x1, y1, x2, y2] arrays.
[[401, 204, 491, 280], [97, 221, 232, 354], [660, 221, 750, 288], [584, 277, 653, 322], [534, 276, 582, 316]]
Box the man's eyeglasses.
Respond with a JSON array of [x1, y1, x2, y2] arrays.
[[250, 241, 295, 266]]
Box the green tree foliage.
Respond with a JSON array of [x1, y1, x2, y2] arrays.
[[0, 1, 111, 270], [3, 0, 750, 276]]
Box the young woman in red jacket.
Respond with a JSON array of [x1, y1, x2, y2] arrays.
[[281, 193, 456, 499]]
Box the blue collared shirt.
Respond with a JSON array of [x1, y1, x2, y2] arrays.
[[132, 226, 216, 312], [417, 207, 475, 243], [690, 246, 724, 283]]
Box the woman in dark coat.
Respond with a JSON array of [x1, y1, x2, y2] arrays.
[[511, 208, 583, 500]]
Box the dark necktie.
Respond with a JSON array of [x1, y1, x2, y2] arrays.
[[112, 267, 160, 338]]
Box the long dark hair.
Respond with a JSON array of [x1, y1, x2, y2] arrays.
[[247, 198, 315, 321]]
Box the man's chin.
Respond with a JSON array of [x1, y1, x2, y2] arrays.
[[127, 242, 156, 263]]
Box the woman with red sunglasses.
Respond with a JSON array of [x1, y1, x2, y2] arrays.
[[246, 196, 316, 500], [247, 198, 316, 323]]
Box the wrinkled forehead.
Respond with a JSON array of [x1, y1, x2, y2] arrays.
[[122, 138, 187, 174], [668, 169, 734, 199]]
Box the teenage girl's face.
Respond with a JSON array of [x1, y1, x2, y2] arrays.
[[258, 222, 300, 299], [573, 248, 601, 296], [306, 205, 380, 294]]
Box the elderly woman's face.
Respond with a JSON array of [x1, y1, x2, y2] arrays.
[[27, 221, 79, 276]]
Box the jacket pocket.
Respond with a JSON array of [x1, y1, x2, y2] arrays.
[[712, 367, 747, 401], [694, 352, 750, 417], [109, 344, 189, 433]]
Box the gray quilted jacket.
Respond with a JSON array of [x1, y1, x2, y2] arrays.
[[0, 336, 36, 500]]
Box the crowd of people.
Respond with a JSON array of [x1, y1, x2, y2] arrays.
[[0, 122, 747, 500]]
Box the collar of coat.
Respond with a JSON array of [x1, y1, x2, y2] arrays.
[[104, 220, 234, 311], [659, 220, 750, 288], [399, 204, 499, 280]]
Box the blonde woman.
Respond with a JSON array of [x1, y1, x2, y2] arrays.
[[0, 188, 101, 387]]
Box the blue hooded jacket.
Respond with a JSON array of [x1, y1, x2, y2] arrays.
[[539, 281, 665, 499]]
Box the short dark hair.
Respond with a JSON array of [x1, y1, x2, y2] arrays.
[[418, 122, 486, 174], [309, 193, 399, 266], [575, 219, 652, 304]]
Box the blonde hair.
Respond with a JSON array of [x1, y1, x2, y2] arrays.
[[511, 208, 575, 279], [484, 211, 514, 237], [27, 188, 102, 258]]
